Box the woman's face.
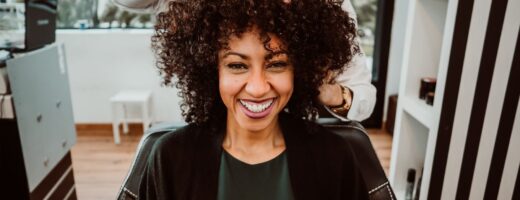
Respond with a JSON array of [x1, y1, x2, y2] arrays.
[[218, 28, 294, 133]]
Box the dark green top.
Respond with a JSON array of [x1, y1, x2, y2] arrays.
[[217, 150, 294, 200]]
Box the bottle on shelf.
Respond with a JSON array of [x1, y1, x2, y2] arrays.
[[426, 92, 435, 105], [405, 168, 416, 200], [419, 77, 437, 101], [414, 168, 423, 200]]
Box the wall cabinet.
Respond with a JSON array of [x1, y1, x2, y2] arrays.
[[388, 0, 458, 199]]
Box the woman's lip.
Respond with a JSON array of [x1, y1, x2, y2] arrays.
[[238, 98, 276, 119]]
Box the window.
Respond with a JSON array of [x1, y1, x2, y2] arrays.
[[57, 0, 154, 29], [352, 0, 378, 71], [351, 0, 393, 128]]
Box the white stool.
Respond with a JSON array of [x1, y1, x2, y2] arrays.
[[110, 90, 153, 144]]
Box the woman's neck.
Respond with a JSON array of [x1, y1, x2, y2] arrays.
[[222, 115, 286, 164]]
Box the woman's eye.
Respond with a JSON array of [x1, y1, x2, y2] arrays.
[[227, 63, 247, 70], [267, 61, 289, 69]]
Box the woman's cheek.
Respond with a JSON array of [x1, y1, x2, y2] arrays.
[[270, 72, 294, 103], [219, 74, 244, 101]]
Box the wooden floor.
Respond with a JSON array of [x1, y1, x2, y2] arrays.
[[71, 124, 393, 200]]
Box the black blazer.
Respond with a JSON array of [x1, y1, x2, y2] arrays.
[[138, 113, 369, 200]]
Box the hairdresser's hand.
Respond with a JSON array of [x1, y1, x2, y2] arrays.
[[319, 83, 347, 107], [318, 72, 351, 107]]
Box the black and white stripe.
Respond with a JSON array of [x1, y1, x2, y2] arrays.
[[427, 0, 520, 199], [427, 0, 475, 198], [456, 0, 510, 198]]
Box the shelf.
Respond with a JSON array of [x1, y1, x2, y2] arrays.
[[394, 189, 405, 200], [401, 95, 434, 129], [390, 0, 455, 199], [390, 111, 430, 200]]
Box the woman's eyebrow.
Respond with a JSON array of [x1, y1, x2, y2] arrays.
[[265, 51, 288, 60], [222, 51, 249, 60]]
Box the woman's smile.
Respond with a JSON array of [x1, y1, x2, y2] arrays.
[[238, 97, 277, 119]]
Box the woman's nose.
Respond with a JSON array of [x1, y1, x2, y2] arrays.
[[245, 70, 270, 98]]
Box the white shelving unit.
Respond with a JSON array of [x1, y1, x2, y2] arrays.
[[388, 0, 458, 199]]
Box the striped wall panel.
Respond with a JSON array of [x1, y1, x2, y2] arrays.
[[0, 119, 77, 200], [497, 96, 520, 200], [472, 0, 520, 198], [428, 0, 476, 197], [429, 0, 520, 199], [30, 152, 77, 200]]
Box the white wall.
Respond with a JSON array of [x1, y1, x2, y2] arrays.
[[57, 29, 184, 123]]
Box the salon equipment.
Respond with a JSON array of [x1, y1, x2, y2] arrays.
[[1, 44, 77, 199], [0, 0, 57, 51]]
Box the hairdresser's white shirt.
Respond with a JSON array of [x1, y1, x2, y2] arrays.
[[113, 0, 376, 121]]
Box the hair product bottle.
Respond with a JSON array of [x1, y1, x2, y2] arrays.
[[405, 169, 416, 200], [414, 168, 423, 200]]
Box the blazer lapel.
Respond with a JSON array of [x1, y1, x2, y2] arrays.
[[192, 123, 225, 200], [280, 113, 319, 200]]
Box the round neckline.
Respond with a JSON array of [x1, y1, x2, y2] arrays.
[[223, 149, 287, 167]]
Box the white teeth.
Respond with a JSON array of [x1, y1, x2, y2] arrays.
[[239, 99, 274, 113]]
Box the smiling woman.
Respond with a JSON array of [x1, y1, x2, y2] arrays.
[[137, 0, 368, 199]]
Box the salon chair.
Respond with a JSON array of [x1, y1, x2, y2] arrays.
[[117, 119, 396, 200]]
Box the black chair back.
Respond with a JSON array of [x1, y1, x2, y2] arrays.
[[117, 120, 396, 199]]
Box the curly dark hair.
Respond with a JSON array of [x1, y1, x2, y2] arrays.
[[153, 0, 359, 124]]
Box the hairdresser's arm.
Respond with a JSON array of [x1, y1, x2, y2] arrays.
[[319, 0, 376, 121], [322, 55, 376, 122]]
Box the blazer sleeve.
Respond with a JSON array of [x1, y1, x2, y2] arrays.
[[138, 140, 175, 200], [342, 142, 370, 199], [138, 160, 158, 199]]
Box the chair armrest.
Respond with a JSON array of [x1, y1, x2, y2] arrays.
[[117, 123, 185, 200]]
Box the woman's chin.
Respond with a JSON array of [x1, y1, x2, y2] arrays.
[[233, 110, 279, 133], [236, 113, 276, 131]]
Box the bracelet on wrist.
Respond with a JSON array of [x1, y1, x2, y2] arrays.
[[328, 86, 352, 116]]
